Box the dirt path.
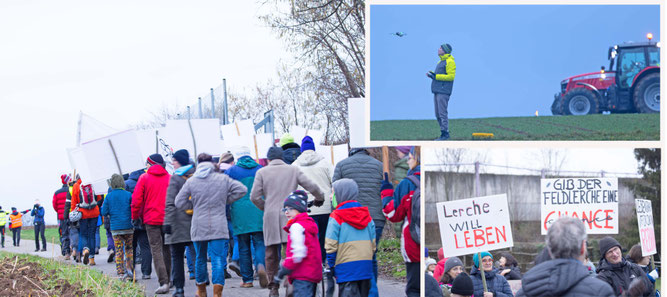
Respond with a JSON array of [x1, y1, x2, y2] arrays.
[[4, 239, 406, 297]]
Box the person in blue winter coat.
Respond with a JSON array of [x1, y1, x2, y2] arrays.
[[101, 173, 134, 279], [31, 200, 47, 252], [470, 252, 514, 297]]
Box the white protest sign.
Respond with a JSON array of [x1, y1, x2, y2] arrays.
[[252, 133, 275, 159], [541, 178, 619, 235], [635, 199, 656, 256], [162, 119, 225, 157], [436, 194, 514, 257], [221, 119, 255, 145], [347, 98, 366, 148], [67, 147, 91, 181], [290, 125, 324, 146], [320, 144, 349, 167]]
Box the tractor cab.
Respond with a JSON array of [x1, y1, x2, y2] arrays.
[[552, 34, 660, 115]]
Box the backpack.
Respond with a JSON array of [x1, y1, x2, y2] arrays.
[[78, 184, 98, 210], [406, 175, 420, 244]]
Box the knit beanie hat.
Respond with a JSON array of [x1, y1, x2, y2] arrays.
[[451, 273, 474, 296], [395, 146, 411, 155], [599, 236, 622, 258], [472, 251, 492, 268], [147, 154, 164, 166], [441, 43, 453, 54], [425, 258, 437, 268], [301, 136, 316, 152], [173, 149, 189, 166], [61, 174, 72, 185], [219, 152, 234, 164], [445, 257, 463, 273], [232, 146, 252, 160], [279, 133, 295, 147], [283, 190, 309, 213], [267, 147, 284, 161]]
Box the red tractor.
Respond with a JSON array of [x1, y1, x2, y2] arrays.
[[552, 35, 660, 115]]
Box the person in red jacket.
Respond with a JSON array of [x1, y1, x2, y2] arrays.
[[53, 174, 71, 259], [70, 179, 102, 266], [273, 191, 323, 296], [381, 147, 421, 297], [131, 154, 171, 295]]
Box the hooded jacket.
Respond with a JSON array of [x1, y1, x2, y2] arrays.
[[381, 169, 421, 263], [470, 266, 514, 297], [125, 169, 144, 193], [101, 188, 133, 231], [131, 164, 170, 225], [250, 159, 324, 246], [333, 149, 384, 225], [431, 53, 456, 95], [517, 258, 614, 297], [175, 162, 247, 242], [293, 150, 333, 215], [283, 212, 323, 284], [325, 179, 376, 283], [52, 184, 69, 220], [282, 142, 302, 165], [164, 164, 196, 244], [596, 258, 653, 297], [225, 157, 264, 235], [433, 247, 448, 284]]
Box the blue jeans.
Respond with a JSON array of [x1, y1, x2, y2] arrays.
[[185, 245, 196, 274], [79, 217, 97, 259], [95, 225, 100, 252], [194, 239, 229, 286], [369, 224, 384, 297], [237, 232, 265, 283], [228, 222, 239, 263], [293, 279, 317, 297]]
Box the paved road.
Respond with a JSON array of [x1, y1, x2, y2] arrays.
[[5, 239, 406, 297]]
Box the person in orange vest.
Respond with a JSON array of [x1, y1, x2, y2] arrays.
[[9, 207, 30, 247]]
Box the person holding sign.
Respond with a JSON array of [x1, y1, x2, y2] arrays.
[[627, 244, 660, 288], [517, 217, 614, 297], [596, 237, 654, 297], [470, 252, 513, 297]]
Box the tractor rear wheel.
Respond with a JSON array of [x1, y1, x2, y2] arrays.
[[561, 88, 600, 115], [633, 73, 660, 113]]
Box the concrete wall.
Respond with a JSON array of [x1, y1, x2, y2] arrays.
[[425, 171, 640, 250]]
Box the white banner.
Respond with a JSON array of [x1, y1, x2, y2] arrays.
[[436, 194, 514, 257], [541, 178, 619, 235], [635, 199, 656, 256], [347, 98, 366, 148]]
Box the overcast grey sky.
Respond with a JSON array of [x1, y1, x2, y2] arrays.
[[0, 1, 288, 224]]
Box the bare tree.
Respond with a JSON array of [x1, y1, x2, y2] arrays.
[[531, 149, 569, 176]]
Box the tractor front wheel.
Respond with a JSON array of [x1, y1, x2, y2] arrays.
[[561, 88, 600, 115], [633, 73, 660, 113]]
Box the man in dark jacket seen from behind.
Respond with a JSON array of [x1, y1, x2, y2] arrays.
[[516, 216, 615, 297], [596, 236, 653, 297], [126, 168, 153, 280]]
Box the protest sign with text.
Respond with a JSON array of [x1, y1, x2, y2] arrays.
[[436, 194, 514, 257], [541, 177, 619, 235], [635, 199, 656, 256]]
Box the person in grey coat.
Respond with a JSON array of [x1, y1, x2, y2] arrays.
[[333, 147, 384, 290], [516, 217, 614, 297], [250, 146, 324, 297], [174, 160, 247, 297], [163, 149, 195, 297]]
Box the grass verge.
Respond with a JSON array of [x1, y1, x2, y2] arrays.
[[0, 251, 143, 297], [377, 237, 406, 281]]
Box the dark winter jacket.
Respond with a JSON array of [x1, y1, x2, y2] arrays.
[[516, 258, 615, 297], [125, 169, 144, 193], [425, 272, 444, 297], [52, 185, 69, 221], [225, 157, 264, 235], [333, 149, 384, 225], [282, 142, 302, 165], [164, 164, 196, 244], [431, 54, 455, 95], [596, 258, 654, 297], [131, 165, 170, 225], [101, 188, 133, 231], [500, 265, 522, 280], [31, 206, 45, 225], [470, 266, 514, 297]]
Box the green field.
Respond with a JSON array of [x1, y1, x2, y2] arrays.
[[371, 113, 660, 141]]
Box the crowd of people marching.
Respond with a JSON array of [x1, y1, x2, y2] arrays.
[[48, 134, 422, 297], [423, 216, 661, 297]]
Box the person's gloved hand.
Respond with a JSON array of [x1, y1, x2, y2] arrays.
[[381, 173, 393, 191], [427, 71, 436, 79], [273, 264, 292, 284], [313, 199, 324, 207], [162, 224, 172, 234]]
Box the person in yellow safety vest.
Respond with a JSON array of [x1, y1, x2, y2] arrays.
[[9, 207, 30, 247], [0, 206, 7, 248]]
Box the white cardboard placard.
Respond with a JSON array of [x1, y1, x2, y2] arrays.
[[436, 194, 514, 257], [163, 119, 224, 157], [290, 125, 324, 146], [541, 178, 619, 235], [347, 98, 365, 148], [320, 144, 349, 167], [81, 130, 146, 180], [635, 199, 657, 256], [221, 119, 255, 144]]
